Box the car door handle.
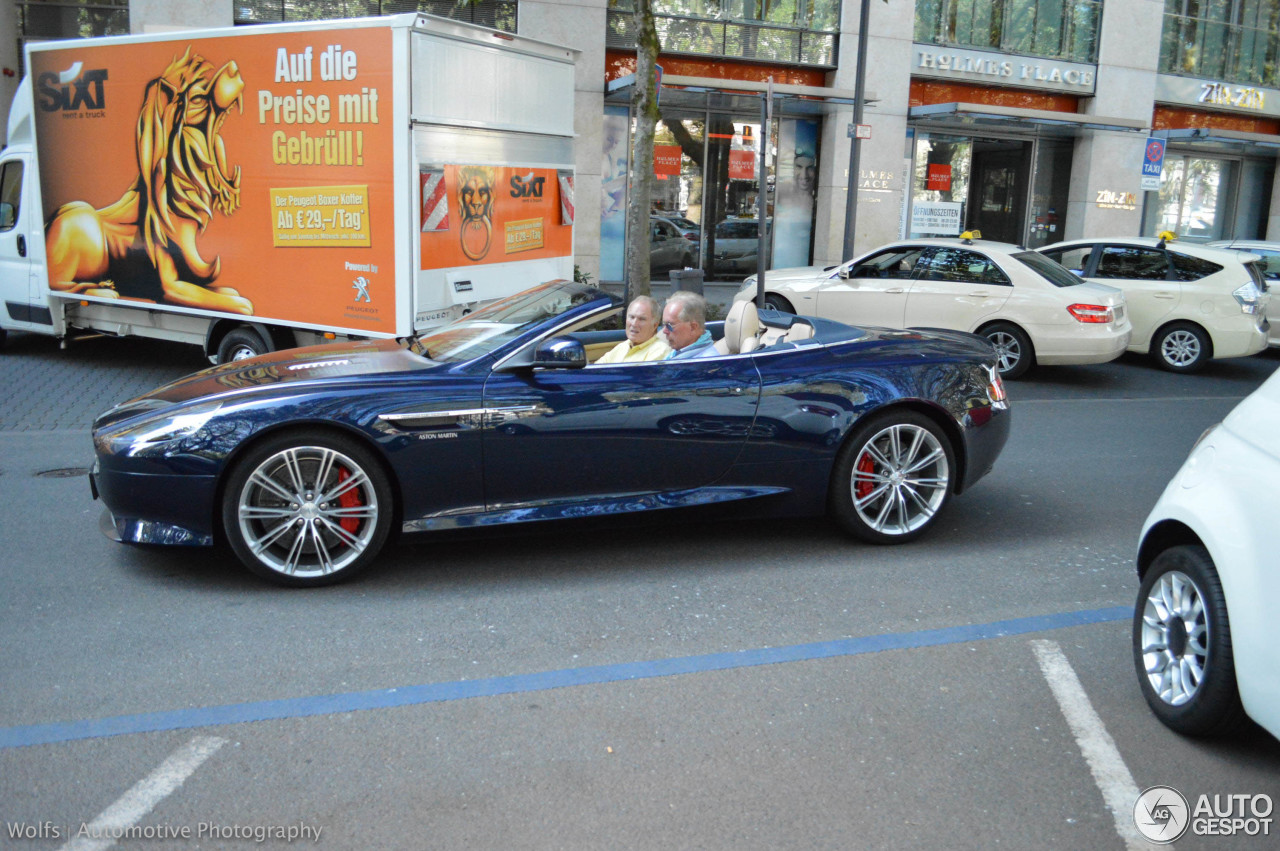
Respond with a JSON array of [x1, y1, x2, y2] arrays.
[[967, 290, 992, 297], [885, 287, 906, 293], [1154, 292, 1176, 299], [17, 235, 25, 257]]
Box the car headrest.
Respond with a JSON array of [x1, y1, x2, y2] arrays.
[[723, 300, 759, 354]]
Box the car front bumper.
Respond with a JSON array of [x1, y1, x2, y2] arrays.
[[91, 460, 217, 546]]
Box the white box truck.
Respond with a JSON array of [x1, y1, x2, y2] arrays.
[[0, 13, 577, 362]]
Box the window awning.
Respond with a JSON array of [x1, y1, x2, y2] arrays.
[[909, 102, 1148, 136], [605, 74, 873, 118], [1154, 127, 1280, 153]]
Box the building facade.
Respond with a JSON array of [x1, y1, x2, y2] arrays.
[[5, 0, 1280, 288]]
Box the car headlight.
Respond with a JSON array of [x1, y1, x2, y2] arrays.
[[741, 275, 757, 291], [109, 401, 225, 456]]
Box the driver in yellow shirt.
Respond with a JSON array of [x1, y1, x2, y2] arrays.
[[596, 295, 672, 363]]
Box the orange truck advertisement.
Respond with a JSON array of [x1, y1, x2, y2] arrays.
[[30, 27, 396, 334], [419, 165, 573, 271]]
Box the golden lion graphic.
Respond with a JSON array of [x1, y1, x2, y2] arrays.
[[457, 165, 495, 262], [45, 48, 249, 313]]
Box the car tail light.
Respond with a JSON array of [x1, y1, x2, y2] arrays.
[[1233, 281, 1266, 314], [985, 366, 1007, 406], [1067, 303, 1114, 323], [683, 233, 698, 241]]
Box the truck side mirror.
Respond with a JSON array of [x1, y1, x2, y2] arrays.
[[532, 336, 586, 369], [0, 203, 15, 230]]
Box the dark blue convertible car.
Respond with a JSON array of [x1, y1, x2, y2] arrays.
[[90, 279, 1010, 586]]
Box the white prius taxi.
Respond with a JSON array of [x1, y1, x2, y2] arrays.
[[1040, 233, 1269, 372], [1134, 367, 1280, 740], [736, 233, 1131, 379]]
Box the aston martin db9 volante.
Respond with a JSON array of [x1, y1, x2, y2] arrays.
[[90, 280, 1011, 587]]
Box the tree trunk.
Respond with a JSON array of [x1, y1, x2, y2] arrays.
[[626, 0, 662, 298]]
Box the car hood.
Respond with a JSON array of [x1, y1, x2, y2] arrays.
[[758, 264, 844, 287], [94, 339, 430, 429]]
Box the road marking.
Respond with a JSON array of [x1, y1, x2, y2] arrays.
[[1031, 639, 1145, 851], [0, 607, 1128, 750], [58, 736, 226, 851]]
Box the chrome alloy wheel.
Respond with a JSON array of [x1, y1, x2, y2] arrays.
[[236, 445, 381, 578], [850, 422, 950, 536], [987, 330, 1023, 375], [228, 344, 259, 361], [1138, 569, 1209, 707], [1160, 329, 1202, 369]]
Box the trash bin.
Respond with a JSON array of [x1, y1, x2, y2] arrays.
[[668, 267, 704, 296]]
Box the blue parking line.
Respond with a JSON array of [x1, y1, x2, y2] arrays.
[[0, 606, 1129, 750]]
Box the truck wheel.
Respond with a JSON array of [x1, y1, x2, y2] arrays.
[[217, 328, 269, 363]]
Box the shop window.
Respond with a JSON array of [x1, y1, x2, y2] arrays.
[[235, 1, 517, 31], [1160, 0, 1280, 87], [16, 0, 128, 64], [914, 0, 1101, 63], [606, 0, 839, 67], [1142, 155, 1237, 241]]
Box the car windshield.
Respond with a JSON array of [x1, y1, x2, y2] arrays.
[[409, 280, 618, 363], [1015, 250, 1089, 288]]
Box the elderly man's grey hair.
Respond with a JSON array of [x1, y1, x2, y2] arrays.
[[666, 291, 707, 329], [629, 294, 660, 317]]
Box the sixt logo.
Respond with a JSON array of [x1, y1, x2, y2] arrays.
[[509, 172, 545, 199], [37, 61, 109, 113]]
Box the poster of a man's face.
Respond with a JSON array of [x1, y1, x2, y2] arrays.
[[773, 120, 818, 268]]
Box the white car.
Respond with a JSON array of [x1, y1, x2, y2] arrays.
[[1208, 239, 1280, 346], [736, 236, 1131, 379], [1133, 368, 1280, 740], [1040, 236, 1269, 372]]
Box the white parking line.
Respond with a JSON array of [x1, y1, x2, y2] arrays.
[[58, 736, 227, 851], [1031, 639, 1146, 851]]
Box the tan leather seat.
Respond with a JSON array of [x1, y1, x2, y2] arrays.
[[784, 321, 814, 342], [715, 299, 760, 354]]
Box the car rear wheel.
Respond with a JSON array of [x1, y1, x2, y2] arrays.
[[980, 322, 1033, 380], [1151, 322, 1210, 373], [1133, 545, 1245, 736], [222, 430, 394, 587], [829, 411, 954, 544]]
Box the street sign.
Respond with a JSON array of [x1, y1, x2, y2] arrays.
[[1141, 137, 1165, 191], [848, 123, 872, 139]]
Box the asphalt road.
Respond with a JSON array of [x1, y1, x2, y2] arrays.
[[1, 331, 1279, 850]]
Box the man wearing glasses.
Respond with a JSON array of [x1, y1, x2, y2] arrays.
[[661, 290, 716, 360]]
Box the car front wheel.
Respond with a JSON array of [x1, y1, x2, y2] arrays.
[[829, 411, 954, 544], [222, 430, 394, 587], [980, 322, 1033, 380], [763, 294, 794, 314], [1151, 321, 1209, 373], [1133, 545, 1245, 736]]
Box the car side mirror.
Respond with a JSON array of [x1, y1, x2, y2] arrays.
[[0, 203, 14, 230], [532, 336, 587, 369]]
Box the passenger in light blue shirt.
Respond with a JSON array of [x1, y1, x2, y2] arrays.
[[662, 291, 716, 360]]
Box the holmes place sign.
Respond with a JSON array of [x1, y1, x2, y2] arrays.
[[913, 45, 1097, 96]]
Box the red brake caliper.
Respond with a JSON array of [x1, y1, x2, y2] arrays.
[[855, 453, 875, 500], [337, 467, 362, 534]]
